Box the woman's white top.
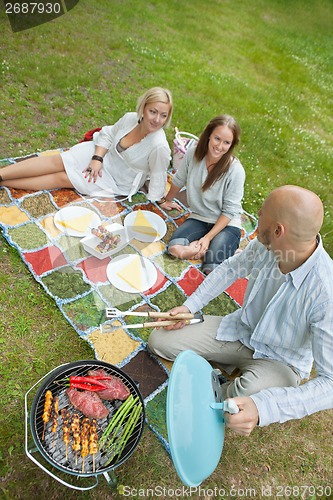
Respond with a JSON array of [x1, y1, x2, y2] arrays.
[[61, 112, 171, 201]]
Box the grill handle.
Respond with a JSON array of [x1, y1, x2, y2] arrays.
[[24, 368, 99, 491]]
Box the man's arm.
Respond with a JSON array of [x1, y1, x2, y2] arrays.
[[250, 296, 333, 427], [226, 373, 333, 437], [184, 237, 259, 313], [251, 375, 333, 427]]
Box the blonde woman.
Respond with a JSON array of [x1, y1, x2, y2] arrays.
[[0, 87, 173, 201]]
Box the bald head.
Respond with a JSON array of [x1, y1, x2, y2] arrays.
[[264, 185, 324, 243]]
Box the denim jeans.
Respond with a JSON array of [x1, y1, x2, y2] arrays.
[[168, 218, 241, 273]]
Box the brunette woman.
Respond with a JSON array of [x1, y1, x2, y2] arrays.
[[160, 115, 245, 274]]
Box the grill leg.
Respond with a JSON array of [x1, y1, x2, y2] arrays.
[[28, 442, 38, 453], [103, 470, 117, 488]]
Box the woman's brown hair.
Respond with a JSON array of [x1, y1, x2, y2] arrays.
[[194, 115, 241, 191]]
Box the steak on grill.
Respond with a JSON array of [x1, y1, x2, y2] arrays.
[[66, 388, 109, 419], [88, 369, 131, 401]]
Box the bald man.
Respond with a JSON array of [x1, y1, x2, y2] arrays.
[[148, 185, 333, 435]]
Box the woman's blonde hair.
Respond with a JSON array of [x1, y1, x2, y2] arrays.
[[136, 87, 173, 127]]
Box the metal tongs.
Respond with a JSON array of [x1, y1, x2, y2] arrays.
[[102, 307, 204, 332]]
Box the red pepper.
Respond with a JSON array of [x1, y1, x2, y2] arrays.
[[56, 375, 111, 391], [70, 381, 104, 392], [70, 376, 107, 388], [69, 376, 108, 391]]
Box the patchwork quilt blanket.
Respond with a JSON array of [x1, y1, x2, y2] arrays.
[[0, 150, 257, 451]]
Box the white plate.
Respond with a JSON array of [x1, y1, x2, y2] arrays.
[[106, 254, 158, 293], [124, 210, 167, 242], [81, 223, 130, 260], [54, 206, 101, 237]]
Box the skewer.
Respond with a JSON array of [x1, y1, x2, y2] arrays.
[[61, 409, 71, 461], [89, 419, 98, 473], [51, 396, 59, 431], [51, 396, 59, 447], [81, 418, 90, 473], [42, 390, 53, 440], [71, 413, 81, 465]]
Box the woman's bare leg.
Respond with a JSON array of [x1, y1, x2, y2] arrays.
[[0, 154, 74, 190], [0, 154, 66, 179], [2, 172, 74, 190]]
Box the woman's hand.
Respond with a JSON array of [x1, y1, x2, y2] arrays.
[[160, 184, 182, 211], [156, 305, 191, 330], [193, 234, 211, 259], [224, 397, 259, 436], [161, 199, 182, 211], [82, 159, 103, 183]]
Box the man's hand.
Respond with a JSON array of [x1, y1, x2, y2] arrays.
[[156, 305, 191, 330], [225, 397, 259, 436]]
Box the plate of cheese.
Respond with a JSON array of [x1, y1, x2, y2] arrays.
[[124, 209, 166, 242], [106, 254, 158, 293], [54, 206, 101, 237]]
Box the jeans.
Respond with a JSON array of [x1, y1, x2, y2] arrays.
[[168, 218, 241, 273]]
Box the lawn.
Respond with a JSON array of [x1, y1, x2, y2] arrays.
[[1, 0, 333, 498]]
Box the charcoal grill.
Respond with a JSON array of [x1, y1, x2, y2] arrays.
[[25, 360, 145, 491]]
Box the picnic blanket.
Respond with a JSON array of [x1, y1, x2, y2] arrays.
[[0, 149, 257, 452]]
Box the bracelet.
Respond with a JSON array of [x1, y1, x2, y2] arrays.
[[156, 197, 166, 205], [91, 155, 104, 163]]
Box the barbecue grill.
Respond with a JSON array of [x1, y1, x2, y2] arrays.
[[25, 360, 145, 491]]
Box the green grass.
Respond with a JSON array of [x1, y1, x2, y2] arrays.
[[1, 0, 333, 498], [1, 0, 332, 251]]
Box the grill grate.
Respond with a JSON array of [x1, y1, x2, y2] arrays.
[[30, 361, 144, 476]]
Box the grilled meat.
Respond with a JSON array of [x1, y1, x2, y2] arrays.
[[42, 390, 53, 440], [71, 413, 81, 463], [81, 417, 90, 473], [51, 396, 59, 434], [89, 418, 98, 457], [61, 409, 71, 460], [66, 388, 109, 419], [89, 418, 99, 472], [87, 369, 130, 401]]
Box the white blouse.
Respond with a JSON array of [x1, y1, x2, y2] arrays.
[[62, 112, 171, 201]]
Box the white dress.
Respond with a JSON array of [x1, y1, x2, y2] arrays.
[[61, 112, 171, 201]]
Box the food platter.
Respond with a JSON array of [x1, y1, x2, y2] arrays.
[[106, 254, 157, 293], [124, 210, 166, 243], [54, 206, 101, 237], [81, 223, 131, 259]]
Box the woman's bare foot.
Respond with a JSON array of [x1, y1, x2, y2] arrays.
[[168, 240, 201, 260]]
